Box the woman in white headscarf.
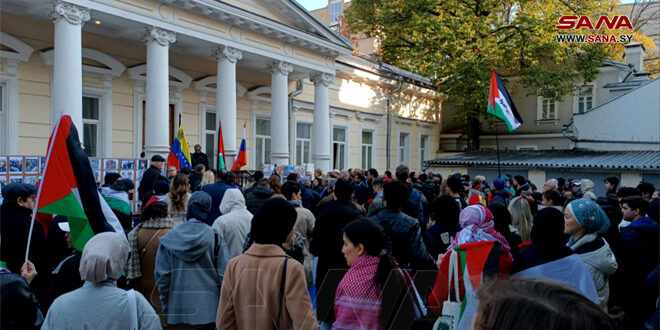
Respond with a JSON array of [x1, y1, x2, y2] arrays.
[[42, 232, 162, 330]]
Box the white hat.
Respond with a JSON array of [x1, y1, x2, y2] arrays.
[[58, 222, 70, 232]]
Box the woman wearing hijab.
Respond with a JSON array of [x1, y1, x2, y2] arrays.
[[127, 201, 173, 326], [564, 199, 618, 310], [42, 232, 161, 329], [513, 207, 599, 305], [428, 205, 513, 316]]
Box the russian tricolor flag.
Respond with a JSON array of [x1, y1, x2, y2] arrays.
[[231, 123, 247, 171]]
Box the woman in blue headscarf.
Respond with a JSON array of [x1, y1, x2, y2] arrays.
[[564, 199, 618, 310]]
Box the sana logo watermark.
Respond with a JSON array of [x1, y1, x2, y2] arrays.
[[555, 15, 634, 43]]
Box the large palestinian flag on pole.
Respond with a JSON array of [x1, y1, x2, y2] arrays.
[[217, 121, 226, 170], [35, 115, 124, 251], [487, 70, 523, 131]]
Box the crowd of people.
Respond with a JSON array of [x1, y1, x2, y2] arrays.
[[1, 158, 659, 329]]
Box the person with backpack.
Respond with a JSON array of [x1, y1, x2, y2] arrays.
[[155, 191, 230, 328]]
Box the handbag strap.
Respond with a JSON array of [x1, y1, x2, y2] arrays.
[[126, 289, 138, 330], [447, 250, 460, 302], [139, 229, 163, 259], [276, 256, 289, 330]]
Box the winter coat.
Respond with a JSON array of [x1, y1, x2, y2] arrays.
[[301, 185, 320, 212], [569, 234, 618, 310], [138, 165, 165, 203], [155, 219, 229, 325], [216, 244, 318, 330], [134, 227, 171, 326], [370, 207, 437, 271], [190, 152, 209, 171], [291, 200, 315, 285], [244, 186, 274, 215], [43, 281, 161, 330], [44, 252, 83, 311], [212, 189, 253, 259], [1, 268, 43, 330], [367, 194, 384, 217], [310, 199, 362, 323], [423, 223, 462, 259], [201, 181, 237, 225], [619, 217, 659, 314], [0, 202, 49, 304]]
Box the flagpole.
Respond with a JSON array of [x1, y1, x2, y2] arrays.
[[495, 124, 502, 177], [25, 112, 63, 263]]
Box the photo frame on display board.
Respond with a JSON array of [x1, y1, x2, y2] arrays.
[[121, 159, 135, 170], [90, 158, 100, 170], [24, 176, 39, 185], [121, 170, 134, 180], [0, 176, 7, 190], [136, 170, 145, 182], [104, 159, 119, 171], [9, 157, 23, 174], [40, 157, 47, 173], [25, 157, 39, 174], [138, 159, 148, 170], [0, 156, 7, 174], [10, 176, 23, 184], [94, 170, 101, 184]]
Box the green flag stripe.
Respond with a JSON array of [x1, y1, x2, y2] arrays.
[[218, 153, 225, 170], [38, 192, 86, 219], [68, 216, 95, 251], [488, 102, 516, 132]]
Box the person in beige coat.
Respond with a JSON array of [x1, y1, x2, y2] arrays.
[[216, 198, 318, 330], [281, 181, 315, 286]]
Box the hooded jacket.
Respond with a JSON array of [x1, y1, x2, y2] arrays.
[[619, 216, 659, 313], [154, 219, 229, 325], [569, 234, 618, 310], [245, 185, 274, 215], [212, 190, 253, 259]]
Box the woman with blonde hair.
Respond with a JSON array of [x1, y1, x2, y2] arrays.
[[200, 170, 215, 188], [508, 196, 533, 242], [164, 173, 191, 226]]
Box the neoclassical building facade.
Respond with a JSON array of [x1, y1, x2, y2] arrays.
[[0, 0, 441, 173]]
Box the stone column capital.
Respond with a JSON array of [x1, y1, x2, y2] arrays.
[[48, 1, 90, 25], [310, 72, 335, 87], [267, 61, 293, 75], [140, 26, 176, 47], [213, 46, 243, 63]]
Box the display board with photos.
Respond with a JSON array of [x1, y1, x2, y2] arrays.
[[0, 156, 162, 213], [262, 163, 315, 179]]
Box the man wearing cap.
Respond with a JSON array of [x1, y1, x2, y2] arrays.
[[489, 178, 511, 209], [138, 154, 167, 204], [0, 183, 49, 305]]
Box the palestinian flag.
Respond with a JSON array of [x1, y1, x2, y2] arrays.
[[35, 115, 124, 251], [487, 70, 523, 131], [217, 121, 226, 170]]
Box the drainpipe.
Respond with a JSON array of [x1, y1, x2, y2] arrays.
[[386, 78, 403, 170], [288, 79, 304, 165]]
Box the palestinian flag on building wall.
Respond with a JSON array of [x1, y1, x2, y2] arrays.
[[217, 121, 226, 170], [487, 70, 523, 131], [35, 115, 124, 251]]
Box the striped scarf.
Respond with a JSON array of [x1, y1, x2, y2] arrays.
[[334, 255, 382, 330], [126, 217, 173, 279]]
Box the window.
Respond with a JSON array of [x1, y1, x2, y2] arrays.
[[332, 127, 346, 170], [577, 85, 593, 114], [399, 133, 410, 164], [330, 1, 342, 26], [295, 122, 311, 165], [361, 131, 373, 169], [82, 96, 100, 157], [420, 135, 429, 170], [205, 112, 216, 169], [539, 98, 557, 120], [255, 118, 271, 169]]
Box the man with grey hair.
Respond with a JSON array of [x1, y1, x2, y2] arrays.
[[543, 179, 559, 192], [190, 144, 209, 170]]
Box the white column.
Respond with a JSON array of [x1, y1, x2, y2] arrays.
[[213, 46, 243, 169], [268, 61, 293, 165], [140, 27, 175, 158], [48, 1, 89, 142], [310, 72, 334, 172]]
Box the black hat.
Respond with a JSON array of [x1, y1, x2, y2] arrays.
[[1, 183, 37, 202], [153, 180, 170, 195], [103, 172, 121, 186], [151, 155, 166, 162]]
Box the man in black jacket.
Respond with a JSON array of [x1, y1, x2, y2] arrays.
[[190, 144, 209, 170], [370, 181, 436, 272], [310, 178, 362, 327], [137, 154, 166, 204]]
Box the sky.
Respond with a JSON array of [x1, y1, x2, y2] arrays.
[[295, 0, 328, 11]]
